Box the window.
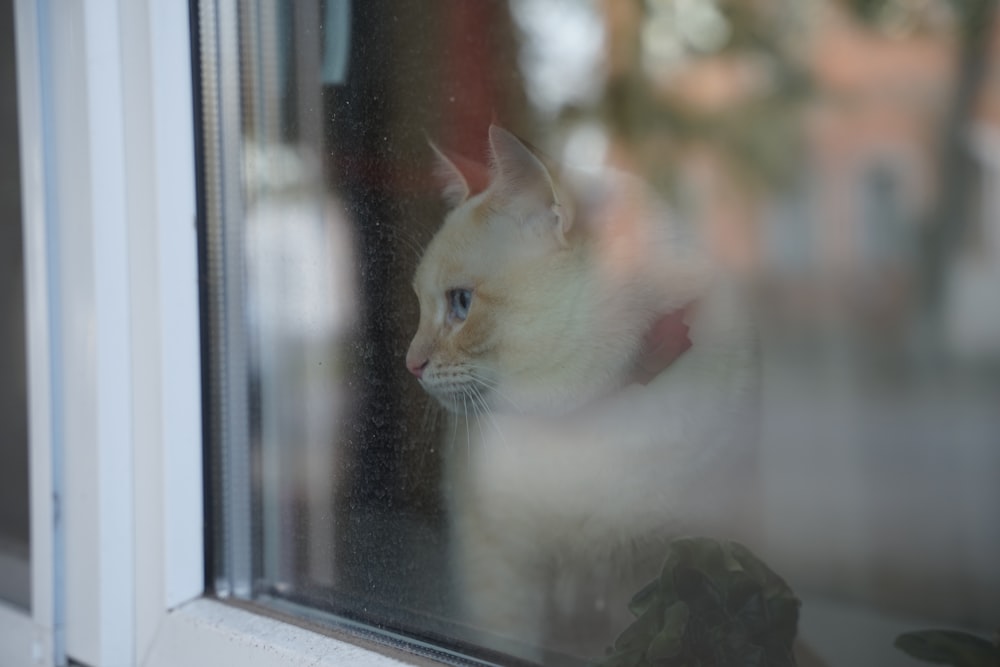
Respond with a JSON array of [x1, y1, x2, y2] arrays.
[[198, 1, 1000, 666], [5, 1, 999, 666]]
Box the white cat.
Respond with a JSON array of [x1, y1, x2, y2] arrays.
[[406, 125, 760, 661]]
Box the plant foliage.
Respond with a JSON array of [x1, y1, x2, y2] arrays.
[[597, 537, 801, 667]]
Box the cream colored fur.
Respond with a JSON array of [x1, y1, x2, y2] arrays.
[[407, 126, 760, 661]]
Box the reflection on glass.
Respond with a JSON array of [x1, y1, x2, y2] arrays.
[[209, 0, 1000, 664], [0, 0, 31, 611]]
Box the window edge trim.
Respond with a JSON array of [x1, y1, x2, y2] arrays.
[[145, 598, 427, 667]]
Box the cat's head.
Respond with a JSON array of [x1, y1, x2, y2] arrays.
[[406, 126, 641, 416]]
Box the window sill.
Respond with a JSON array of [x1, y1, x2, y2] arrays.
[[0, 600, 50, 667], [145, 598, 444, 667]]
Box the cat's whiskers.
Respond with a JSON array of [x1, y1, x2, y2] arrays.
[[462, 393, 472, 463], [464, 386, 490, 453], [469, 384, 509, 452], [463, 365, 497, 386], [466, 367, 523, 413], [419, 394, 437, 437], [448, 398, 460, 456]]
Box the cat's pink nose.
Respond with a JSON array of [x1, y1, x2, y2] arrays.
[[406, 356, 429, 378]]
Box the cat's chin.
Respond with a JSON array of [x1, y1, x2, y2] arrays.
[[426, 383, 587, 418], [422, 383, 496, 416], [435, 395, 476, 415]]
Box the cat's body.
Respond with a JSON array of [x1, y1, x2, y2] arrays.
[[407, 126, 760, 661]]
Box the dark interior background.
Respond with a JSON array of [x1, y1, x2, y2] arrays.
[[0, 0, 32, 611]]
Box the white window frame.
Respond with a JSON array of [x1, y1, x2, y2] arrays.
[[8, 1, 427, 665], [9, 3, 988, 667]]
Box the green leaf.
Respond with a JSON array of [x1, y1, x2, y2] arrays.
[[597, 537, 801, 667], [614, 604, 665, 653], [728, 586, 767, 634], [646, 603, 690, 661], [629, 579, 662, 619], [894, 630, 1000, 667]]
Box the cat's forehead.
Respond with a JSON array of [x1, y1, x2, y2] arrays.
[[414, 220, 479, 291], [415, 205, 508, 288]]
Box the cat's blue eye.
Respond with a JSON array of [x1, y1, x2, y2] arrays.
[[447, 288, 473, 322]]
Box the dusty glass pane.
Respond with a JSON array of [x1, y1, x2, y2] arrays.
[[0, 0, 31, 612], [206, 1, 1000, 664]]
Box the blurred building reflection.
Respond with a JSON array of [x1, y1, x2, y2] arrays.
[[504, 0, 1000, 632]]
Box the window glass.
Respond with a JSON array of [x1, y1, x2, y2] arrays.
[[0, 0, 31, 612], [199, 1, 1000, 664]]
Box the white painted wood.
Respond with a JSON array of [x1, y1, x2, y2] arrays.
[[121, 0, 204, 663], [145, 599, 418, 667], [42, 0, 135, 663], [46, 4, 102, 663], [121, 0, 168, 662], [148, 0, 204, 615], [84, 0, 137, 663], [0, 602, 49, 667]]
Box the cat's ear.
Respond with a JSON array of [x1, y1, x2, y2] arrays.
[[488, 125, 573, 247], [429, 140, 491, 208]]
